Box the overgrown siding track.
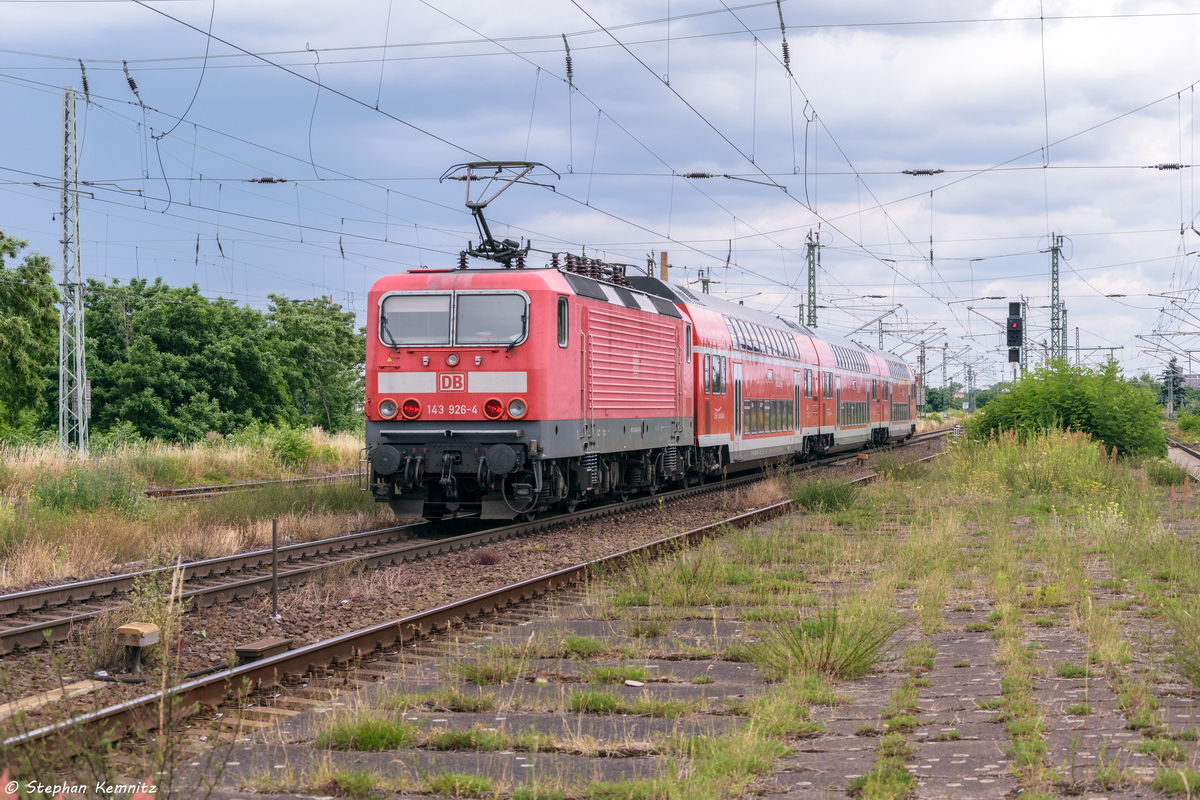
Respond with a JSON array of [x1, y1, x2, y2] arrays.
[[2, 432, 947, 755], [144, 472, 356, 500], [0, 431, 946, 655]]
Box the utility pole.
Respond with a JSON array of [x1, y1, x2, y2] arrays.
[[1049, 234, 1064, 361], [942, 343, 948, 388], [918, 340, 927, 412], [805, 230, 819, 327], [58, 86, 88, 457], [1061, 305, 1067, 363], [966, 365, 975, 413], [1075, 326, 1080, 365], [878, 318, 884, 350]]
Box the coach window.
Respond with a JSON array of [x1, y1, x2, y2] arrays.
[[456, 293, 528, 345], [803, 369, 812, 399], [704, 354, 712, 394], [715, 356, 726, 395], [557, 296, 569, 347], [380, 293, 451, 346]]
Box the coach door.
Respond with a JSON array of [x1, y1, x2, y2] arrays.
[[793, 371, 801, 433], [835, 375, 842, 429], [733, 362, 743, 442]]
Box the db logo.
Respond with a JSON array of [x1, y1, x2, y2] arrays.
[[438, 373, 466, 392]]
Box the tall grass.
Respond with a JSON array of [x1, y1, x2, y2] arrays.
[[748, 605, 906, 681], [0, 427, 361, 498], [0, 429, 387, 587]]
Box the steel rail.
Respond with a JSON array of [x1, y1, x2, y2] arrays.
[[145, 473, 357, 500], [1, 430, 949, 753], [0, 430, 947, 654]]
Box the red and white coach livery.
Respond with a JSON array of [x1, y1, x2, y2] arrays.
[[364, 162, 917, 520]]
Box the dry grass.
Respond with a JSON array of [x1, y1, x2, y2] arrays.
[[0, 429, 362, 498]]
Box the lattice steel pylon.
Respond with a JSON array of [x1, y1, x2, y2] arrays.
[[1049, 234, 1064, 362], [58, 86, 88, 456], [805, 230, 819, 327]]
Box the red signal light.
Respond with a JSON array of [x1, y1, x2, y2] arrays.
[[484, 398, 504, 420], [401, 398, 422, 419]]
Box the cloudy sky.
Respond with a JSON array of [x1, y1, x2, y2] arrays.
[[3, 0, 1199, 385]]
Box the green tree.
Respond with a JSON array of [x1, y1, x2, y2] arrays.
[[923, 386, 949, 412], [1160, 356, 1188, 409], [967, 360, 1165, 457], [83, 279, 288, 441], [0, 233, 57, 423], [265, 295, 364, 431]]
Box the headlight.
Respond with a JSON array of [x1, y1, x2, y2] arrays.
[[507, 398, 528, 419], [484, 398, 504, 420], [401, 398, 421, 419], [378, 399, 398, 419], [446, 353, 459, 366]]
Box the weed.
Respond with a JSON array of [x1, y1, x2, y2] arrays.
[[952, 604, 974, 612], [1065, 703, 1091, 716], [1146, 459, 1191, 486], [901, 644, 935, 674], [1137, 738, 1187, 765], [426, 773, 495, 798], [691, 674, 715, 685], [749, 605, 906, 681], [427, 724, 509, 751], [451, 656, 523, 684], [1054, 662, 1093, 679], [952, 660, 970, 668], [930, 730, 961, 741], [568, 690, 622, 713], [626, 618, 670, 638], [790, 478, 860, 512], [588, 665, 649, 684], [845, 756, 916, 799], [510, 787, 567, 800], [324, 769, 378, 799], [315, 717, 416, 751], [1151, 768, 1200, 796], [558, 635, 607, 659]]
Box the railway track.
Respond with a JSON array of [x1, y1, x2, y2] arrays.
[[143, 472, 356, 500], [0, 432, 948, 759], [0, 430, 947, 656]]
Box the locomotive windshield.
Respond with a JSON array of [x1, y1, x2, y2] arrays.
[[378, 292, 527, 346], [380, 294, 451, 345], [456, 293, 527, 345]]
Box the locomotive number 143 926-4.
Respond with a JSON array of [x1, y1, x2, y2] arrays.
[[427, 404, 478, 416]]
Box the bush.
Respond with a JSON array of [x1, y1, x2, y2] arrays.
[[790, 478, 860, 512], [30, 462, 147, 517], [268, 426, 315, 468], [967, 361, 1165, 458], [1177, 413, 1200, 438]]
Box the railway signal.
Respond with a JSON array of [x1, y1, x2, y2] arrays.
[[1006, 302, 1023, 348]]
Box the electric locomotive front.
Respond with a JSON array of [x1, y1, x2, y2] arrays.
[[364, 267, 569, 519]]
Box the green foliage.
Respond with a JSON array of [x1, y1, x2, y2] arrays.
[[568, 690, 622, 713], [588, 665, 649, 684], [265, 295, 365, 432], [967, 361, 1166, 457], [30, 463, 147, 517], [314, 717, 416, 751], [425, 773, 494, 798], [923, 386, 949, 412], [78, 278, 364, 443], [748, 606, 906, 681], [0, 233, 57, 424], [1150, 768, 1200, 796], [1177, 412, 1200, 437], [790, 478, 860, 512], [1145, 458, 1190, 486], [324, 770, 378, 799], [268, 425, 316, 468]]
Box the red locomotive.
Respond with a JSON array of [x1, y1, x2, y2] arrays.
[[363, 163, 917, 520]]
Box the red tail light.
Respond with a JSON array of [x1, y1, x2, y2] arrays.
[[484, 398, 504, 420], [401, 398, 421, 420]]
